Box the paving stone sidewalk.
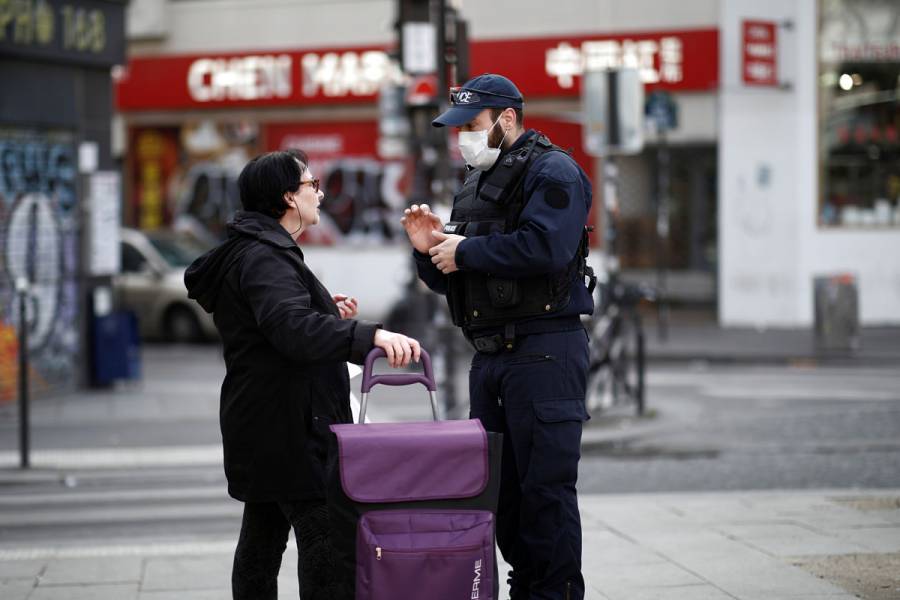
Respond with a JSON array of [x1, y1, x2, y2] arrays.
[[1, 489, 898, 599]]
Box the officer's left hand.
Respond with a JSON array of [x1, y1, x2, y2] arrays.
[[429, 231, 465, 274]]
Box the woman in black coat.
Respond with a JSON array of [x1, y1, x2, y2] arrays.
[[185, 150, 419, 599]]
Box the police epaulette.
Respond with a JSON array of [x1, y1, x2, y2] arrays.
[[479, 133, 556, 205]]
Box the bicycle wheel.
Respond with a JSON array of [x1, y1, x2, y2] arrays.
[[585, 361, 614, 414], [614, 314, 645, 416], [585, 311, 615, 414], [634, 326, 646, 415]]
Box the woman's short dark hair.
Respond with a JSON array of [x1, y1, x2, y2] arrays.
[[238, 149, 310, 219]]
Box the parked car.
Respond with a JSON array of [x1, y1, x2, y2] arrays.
[[115, 228, 218, 342]]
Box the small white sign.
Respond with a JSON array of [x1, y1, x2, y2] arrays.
[[93, 286, 113, 317], [402, 22, 437, 74], [582, 68, 645, 156], [89, 172, 122, 276], [79, 141, 99, 174]]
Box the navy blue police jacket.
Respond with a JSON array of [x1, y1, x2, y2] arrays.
[[414, 129, 594, 326]]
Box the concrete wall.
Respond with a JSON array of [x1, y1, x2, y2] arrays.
[[128, 0, 719, 53], [719, 0, 900, 326], [128, 0, 395, 53], [462, 0, 718, 39], [719, 0, 810, 327]]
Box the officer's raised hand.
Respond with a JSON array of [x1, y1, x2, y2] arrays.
[[401, 204, 443, 253], [429, 230, 465, 274]]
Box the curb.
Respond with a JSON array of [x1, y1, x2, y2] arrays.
[[0, 445, 222, 474], [647, 352, 900, 367], [581, 411, 679, 448]]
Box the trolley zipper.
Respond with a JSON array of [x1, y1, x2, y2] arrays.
[[374, 542, 482, 560]]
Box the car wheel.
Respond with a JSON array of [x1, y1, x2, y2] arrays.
[[164, 305, 202, 343]]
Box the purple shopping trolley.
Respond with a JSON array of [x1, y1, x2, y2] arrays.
[[327, 347, 502, 600]]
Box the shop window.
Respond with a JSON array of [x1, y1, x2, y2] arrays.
[[818, 0, 900, 227]]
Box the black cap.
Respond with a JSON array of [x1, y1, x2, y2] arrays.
[[432, 73, 524, 128]]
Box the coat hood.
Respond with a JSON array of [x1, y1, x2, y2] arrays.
[[184, 211, 299, 313]]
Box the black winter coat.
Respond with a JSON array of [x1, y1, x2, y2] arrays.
[[185, 211, 380, 502]]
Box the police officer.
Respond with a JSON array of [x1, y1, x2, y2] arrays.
[[401, 73, 595, 600]]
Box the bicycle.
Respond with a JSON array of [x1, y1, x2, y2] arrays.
[[585, 273, 656, 416]]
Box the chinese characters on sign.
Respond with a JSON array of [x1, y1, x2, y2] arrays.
[[742, 20, 778, 86], [546, 36, 684, 88]]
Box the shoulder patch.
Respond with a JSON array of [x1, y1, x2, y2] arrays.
[[532, 151, 579, 184], [545, 186, 570, 210]]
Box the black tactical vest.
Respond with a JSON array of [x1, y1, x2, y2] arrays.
[[443, 133, 593, 331]]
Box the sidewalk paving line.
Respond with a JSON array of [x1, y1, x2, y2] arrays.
[[0, 486, 226, 506], [0, 540, 239, 561], [0, 502, 240, 528], [0, 445, 223, 470]]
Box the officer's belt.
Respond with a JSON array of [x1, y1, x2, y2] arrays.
[[466, 316, 584, 354]]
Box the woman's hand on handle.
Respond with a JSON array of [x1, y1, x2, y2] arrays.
[[373, 330, 421, 368]]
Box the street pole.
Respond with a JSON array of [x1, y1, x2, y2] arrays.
[[396, 0, 465, 417], [16, 277, 30, 469], [656, 130, 670, 342], [602, 157, 620, 276], [432, 0, 458, 418]]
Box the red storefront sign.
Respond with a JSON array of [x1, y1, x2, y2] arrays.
[[115, 44, 395, 110], [474, 28, 719, 97], [266, 121, 379, 161], [742, 20, 778, 86], [115, 29, 719, 111]]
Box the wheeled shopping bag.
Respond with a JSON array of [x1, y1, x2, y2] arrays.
[[327, 347, 502, 600]]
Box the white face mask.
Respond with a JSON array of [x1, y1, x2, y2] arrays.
[[457, 114, 509, 171]]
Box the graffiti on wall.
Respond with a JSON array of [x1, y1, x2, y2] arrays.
[[0, 130, 78, 402]]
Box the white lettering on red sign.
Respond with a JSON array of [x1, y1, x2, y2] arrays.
[[742, 21, 777, 86], [546, 36, 684, 88], [302, 50, 402, 97], [279, 134, 343, 155], [745, 42, 775, 59], [187, 55, 292, 102]]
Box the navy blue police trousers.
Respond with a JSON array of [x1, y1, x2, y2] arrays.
[[469, 327, 589, 600]]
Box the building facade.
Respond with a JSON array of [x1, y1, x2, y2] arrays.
[[720, 0, 899, 326], [1, 0, 128, 399], [116, 0, 899, 326]]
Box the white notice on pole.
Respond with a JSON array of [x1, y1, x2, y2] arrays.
[[79, 141, 99, 174], [89, 172, 122, 276], [402, 22, 437, 74]]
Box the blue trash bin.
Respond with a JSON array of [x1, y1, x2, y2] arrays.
[[92, 310, 142, 386]]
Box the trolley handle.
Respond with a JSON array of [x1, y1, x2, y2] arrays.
[[358, 347, 438, 424], [361, 347, 436, 393]]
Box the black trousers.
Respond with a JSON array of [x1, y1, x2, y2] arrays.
[[232, 500, 350, 600], [469, 329, 589, 600]]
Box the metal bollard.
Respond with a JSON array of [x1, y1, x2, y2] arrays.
[[15, 277, 30, 470]]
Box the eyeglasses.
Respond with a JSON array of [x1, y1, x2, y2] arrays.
[[299, 178, 320, 193], [449, 86, 522, 106]]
